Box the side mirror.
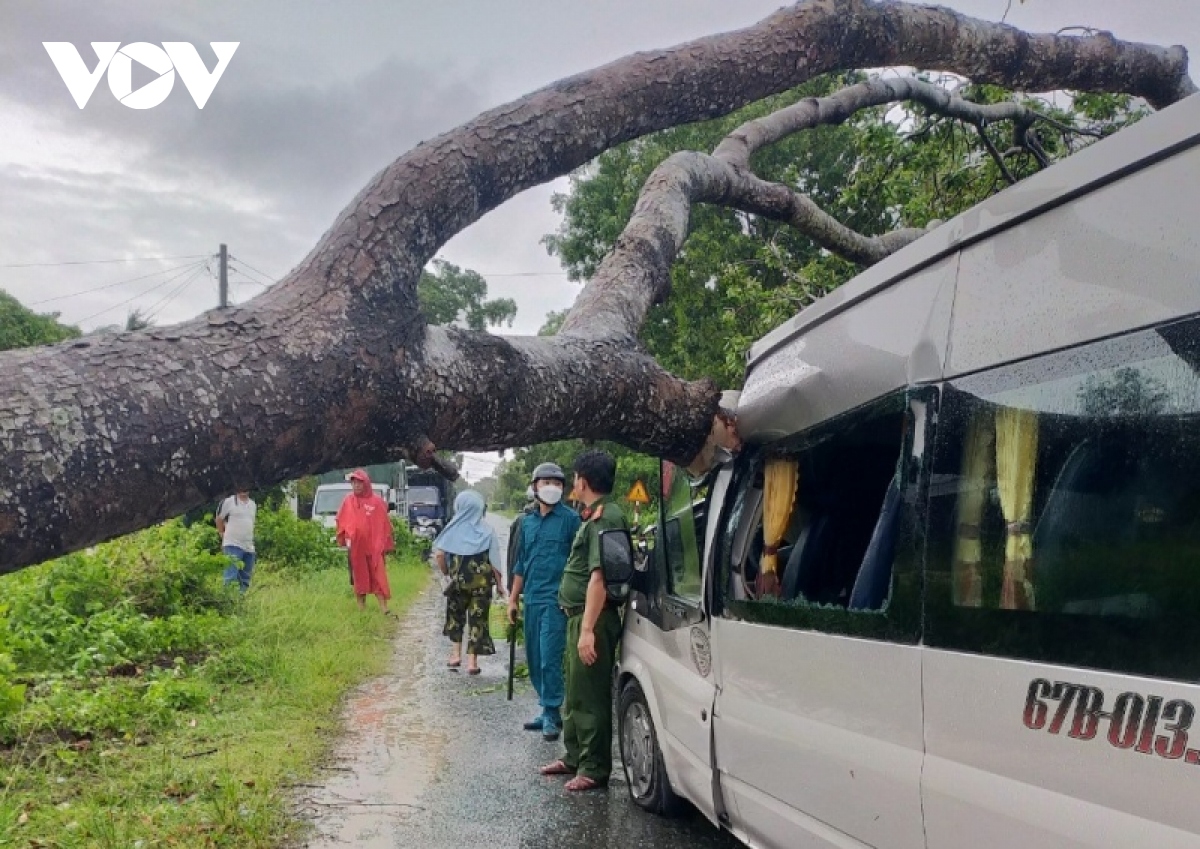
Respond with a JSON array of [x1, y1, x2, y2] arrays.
[[598, 528, 635, 587], [630, 527, 656, 595]]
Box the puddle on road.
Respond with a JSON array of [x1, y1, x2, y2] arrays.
[[298, 589, 448, 848]]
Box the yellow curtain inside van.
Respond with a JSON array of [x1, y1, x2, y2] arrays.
[[761, 458, 798, 596], [953, 414, 993, 608], [996, 407, 1039, 611]]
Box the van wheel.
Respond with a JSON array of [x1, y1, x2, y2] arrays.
[[619, 679, 685, 817]]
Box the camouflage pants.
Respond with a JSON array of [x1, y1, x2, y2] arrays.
[[443, 589, 496, 656]]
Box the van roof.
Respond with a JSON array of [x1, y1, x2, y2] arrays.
[[747, 93, 1200, 369]]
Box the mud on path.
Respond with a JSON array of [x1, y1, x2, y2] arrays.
[[295, 579, 739, 849], [293, 585, 450, 847]]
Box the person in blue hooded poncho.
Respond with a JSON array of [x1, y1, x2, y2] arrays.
[[433, 490, 505, 674]]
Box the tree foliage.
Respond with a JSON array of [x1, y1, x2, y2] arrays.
[[538, 310, 567, 337], [0, 291, 79, 353], [418, 259, 517, 331], [492, 440, 660, 521], [1079, 367, 1171, 418], [545, 76, 1146, 388]]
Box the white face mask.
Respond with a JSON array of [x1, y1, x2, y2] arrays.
[[538, 484, 564, 505]]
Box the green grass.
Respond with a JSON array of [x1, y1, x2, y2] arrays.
[[0, 555, 428, 848]]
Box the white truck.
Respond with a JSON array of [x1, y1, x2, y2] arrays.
[[310, 481, 394, 529]]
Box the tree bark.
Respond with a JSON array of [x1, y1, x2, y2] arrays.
[[1, 0, 1194, 572]]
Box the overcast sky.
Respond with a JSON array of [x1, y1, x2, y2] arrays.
[[3, 1, 1197, 480]]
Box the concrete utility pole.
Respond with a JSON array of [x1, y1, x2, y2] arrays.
[[218, 243, 228, 308]]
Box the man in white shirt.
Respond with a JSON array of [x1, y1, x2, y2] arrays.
[[216, 489, 257, 592]]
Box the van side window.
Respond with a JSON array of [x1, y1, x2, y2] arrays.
[[715, 391, 923, 640], [926, 313, 1200, 681]]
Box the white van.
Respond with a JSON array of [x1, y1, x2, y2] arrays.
[[310, 482, 392, 529], [618, 93, 1200, 848]]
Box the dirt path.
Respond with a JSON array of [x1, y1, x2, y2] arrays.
[[297, 548, 738, 848], [290, 581, 438, 846]]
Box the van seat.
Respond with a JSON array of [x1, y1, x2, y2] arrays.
[[780, 515, 832, 602], [848, 477, 902, 610]]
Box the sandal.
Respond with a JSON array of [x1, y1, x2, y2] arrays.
[[447, 659, 461, 669], [564, 775, 607, 792], [539, 760, 574, 776], [467, 666, 481, 676]]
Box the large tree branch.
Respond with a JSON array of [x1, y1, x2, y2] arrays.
[[286, 0, 1193, 339], [569, 73, 1129, 334], [714, 76, 1100, 164], [0, 324, 717, 570], [1, 0, 1194, 572]]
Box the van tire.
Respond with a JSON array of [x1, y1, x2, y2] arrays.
[[618, 678, 686, 817]]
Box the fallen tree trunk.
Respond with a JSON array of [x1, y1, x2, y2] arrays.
[[1, 0, 1193, 572]]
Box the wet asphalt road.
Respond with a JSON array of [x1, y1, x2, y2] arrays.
[[298, 514, 741, 849]]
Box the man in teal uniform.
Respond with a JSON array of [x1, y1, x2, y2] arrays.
[[539, 450, 628, 792], [508, 463, 581, 740]]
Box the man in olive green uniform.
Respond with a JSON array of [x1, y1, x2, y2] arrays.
[[505, 486, 536, 592], [539, 449, 627, 792]]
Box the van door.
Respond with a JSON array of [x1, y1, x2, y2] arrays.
[[710, 391, 930, 849], [622, 461, 728, 821], [922, 319, 1200, 847]]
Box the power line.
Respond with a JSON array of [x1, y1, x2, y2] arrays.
[[462, 454, 502, 468], [478, 271, 571, 277], [225, 254, 573, 284], [143, 265, 210, 323], [225, 272, 265, 303], [0, 253, 209, 270], [75, 262, 207, 326], [228, 256, 276, 285], [227, 263, 271, 287], [25, 260, 207, 306], [227, 273, 267, 301]]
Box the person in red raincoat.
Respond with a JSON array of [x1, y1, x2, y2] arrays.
[[335, 469, 396, 614]]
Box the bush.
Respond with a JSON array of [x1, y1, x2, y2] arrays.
[[143, 675, 213, 714], [254, 508, 343, 572], [5, 523, 230, 678], [0, 506, 414, 745], [255, 507, 428, 572], [0, 521, 233, 742], [0, 517, 432, 848], [392, 516, 431, 560], [0, 640, 25, 728]]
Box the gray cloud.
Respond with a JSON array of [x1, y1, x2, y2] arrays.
[[1, 2, 493, 328]]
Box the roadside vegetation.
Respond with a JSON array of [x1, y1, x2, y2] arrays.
[[0, 509, 430, 848]]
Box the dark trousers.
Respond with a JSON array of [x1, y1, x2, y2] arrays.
[[562, 607, 621, 781]]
